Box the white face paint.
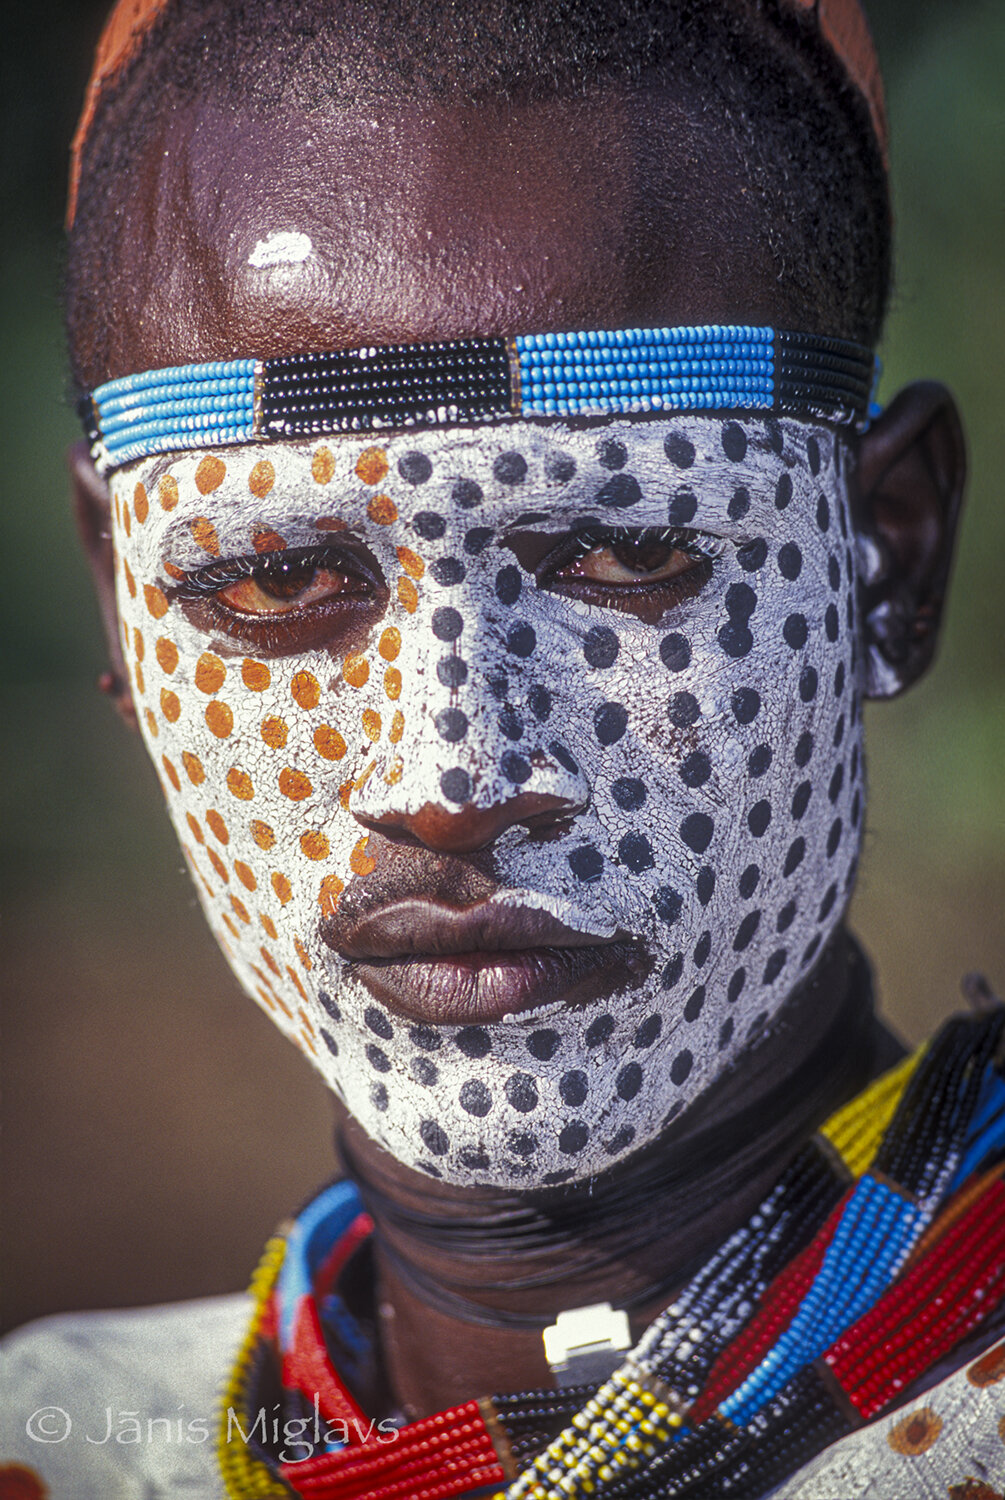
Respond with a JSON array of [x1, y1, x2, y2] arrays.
[[248, 231, 314, 268], [110, 415, 865, 1187]]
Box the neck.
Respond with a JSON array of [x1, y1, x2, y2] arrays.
[[334, 929, 887, 1418]]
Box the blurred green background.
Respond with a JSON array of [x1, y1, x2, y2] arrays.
[[2, 0, 1003, 1333]]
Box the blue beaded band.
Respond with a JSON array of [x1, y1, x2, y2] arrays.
[[82, 326, 876, 472]]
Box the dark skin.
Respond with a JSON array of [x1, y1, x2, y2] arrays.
[[72, 81, 965, 1417]]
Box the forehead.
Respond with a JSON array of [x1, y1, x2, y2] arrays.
[[85, 83, 802, 385]]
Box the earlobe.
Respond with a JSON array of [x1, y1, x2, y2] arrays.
[[852, 381, 967, 699], [69, 440, 138, 730]]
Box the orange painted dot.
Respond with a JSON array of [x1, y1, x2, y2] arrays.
[[385, 756, 404, 785], [195, 651, 226, 693], [251, 819, 275, 850], [262, 715, 289, 749], [160, 688, 181, 722], [230, 894, 251, 925], [122, 618, 130, 650], [133, 627, 145, 661], [343, 654, 369, 688], [888, 1409, 943, 1456], [354, 760, 376, 794], [143, 707, 158, 737], [143, 582, 168, 618], [256, 985, 275, 1012], [396, 545, 425, 579], [300, 830, 330, 861], [261, 946, 281, 977], [249, 459, 275, 498], [122, 503, 132, 537], [291, 670, 320, 710], [350, 835, 377, 876], [272, 871, 292, 904], [315, 515, 348, 531], [208, 848, 230, 883], [279, 767, 312, 801], [260, 912, 278, 939], [338, 777, 354, 810], [206, 809, 229, 844], [362, 708, 381, 741], [355, 446, 389, 485], [384, 666, 402, 700], [389, 709, 405, 743], [968, 1344, 1005, 1387], [297, 1002, 315, 1033], [252, 527, 286, 554], [227, 767, 254, 800], [379, 627, 401, 661], [313, 724, 347, 761], [318, 874, 344, 917], [133, 482, 149, 524], [195, 455, 227, 494], [294, 936, 313, 971], [155, 636, 178, 674], [182, 750, 206, 785], [397, 576, 418, 612], [158, 474, 179, 511], [190, 517, 220, 554], [290, 971, 310, 1004], [163, 560, 185, 580], [367, 493, 397, 525], [222, 912, 240, 939], [205, 700, 234, 738], [312, 446, 336, 484], [123, 559, 137, 598], [186, 811, 205, 844], [162, 755, 181, 792], [235, 860, 257, 891], [242, 658, 271, 691], [134, 662, 146, 695]]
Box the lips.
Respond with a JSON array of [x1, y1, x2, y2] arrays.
[[323, 897, 645, 1024]]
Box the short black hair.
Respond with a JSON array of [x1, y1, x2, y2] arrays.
[[66, 0, 890, 387]]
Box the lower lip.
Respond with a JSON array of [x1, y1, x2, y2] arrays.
[[349, 943, 644, 1025]]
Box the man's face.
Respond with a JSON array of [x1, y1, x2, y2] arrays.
[[91, 89, 865, 1187]]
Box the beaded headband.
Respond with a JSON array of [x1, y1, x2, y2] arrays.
[[81, 324, 877, 474]]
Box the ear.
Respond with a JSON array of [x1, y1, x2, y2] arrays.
[[852, 381, 966, 699], [69, 440, 138, 730]]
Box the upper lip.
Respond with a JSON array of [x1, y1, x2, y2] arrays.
[[329, 898, 620, 961]]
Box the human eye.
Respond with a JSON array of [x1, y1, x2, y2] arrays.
[[171, 543, 388, 654], [538, 526, 724, 623]]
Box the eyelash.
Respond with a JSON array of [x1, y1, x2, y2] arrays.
[[559, 524, 726, 565], [174, 545, 353, 596]]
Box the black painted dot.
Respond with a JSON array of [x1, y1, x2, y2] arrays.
[[612, 777, 646, 811], [722, 422, 747, 461], [775, 472, 793, 509], [371, 1082, 388, 1112], [411, 1056, 439, 1087], [452, 477, 483, 508], [784, 837, 806, 876], [569, 844, 604, 882], [799, 665, 818, 703], [634, 1015, 662, 1048], [795, 732, 814, 767], [825, 603, 839, 642], [456, 1026, 491, 1058], [619, 831, 654, 873], [594, 702, 628, 745], [816, 493, 831, 531], [318, 991, 341, 1022], [586, 1014, 615, 1047], [437, 655, 468, 688], [670, 1049, 693, 1085], [504, 1073, 538, 1113], [597, 473, 641, 508], [410, 1025, 442, 1051], [398, 451, 432, 485], [321, 1029, 338, 1056], [545, 452, 576, 483], [739, 863, 760, 898], [662, 953, 685, 989], [729, 486, 751, 521], [506, 621, 537, 657], [440, 767, 470, 804], [498, 706, 523, 740], [777, 542, 803, 580], [430, 555, 465, 586], [681, 812, 714, 854], [777, 900, 797, 933], [653, 887, 683, 925], [733, 909, 761, 950], [664, 432, 695, 468], [828, 765, 845, 803], [419, 1118, 449, 1155], [494, 451, 527, 485], [828, 555, 841, 590], [784, 613, 808, 649], [660, 633, 692, 672], [693, 929, 712, 967], [669, 691, 701, 728], [605, 1126, 636, 1155], [495, 565, 522, 605], [833, 661, 846, 697], [432, 606, 463, 642], [559, 1069, 589, 1106], [364, 1005, 394, 1040], [528, 1029, 560, 1061], [459, 1079, 491, 1116], [728, 967, 747, 1002], [748, 744, 772, 777], [851, 746, 860, 780], [559, 1121, 589, 1155], [413, 510, 446, 540], [435, 707, 468, 742], [508, 1131, 538, 1158], [680, 750, 711, 788], [719, 622, 753, 658], [668, 488, 698, 525], [827, 818, 843, 857], [748, 799, 772, 837], [727, 581, 757, 618], [584, 625, 620, 668], [366, 1044, 391, 1072], [464, 526, 492, 554], [765, 420, 784, 455], [501, 751, 532, 785], [819, 883, 838, 920], [732, 687, 761, 724], [617, 1062, 643, 1100], [851, 789, 861, 827], [696, 866, 716, 905], [550, 741, 579, 775], [807, 435, 821, 475], [738, 538, 768, 571], [833, 714, 846, 748], [529, 685, 552, 721], [598, 437, 627, 469], [718, 1017, 734, 1050]]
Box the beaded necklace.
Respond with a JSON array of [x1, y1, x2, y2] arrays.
[[219, 1011, 1005, 1500]]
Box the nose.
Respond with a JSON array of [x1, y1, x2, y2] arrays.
[[353, 786, 585, 855]]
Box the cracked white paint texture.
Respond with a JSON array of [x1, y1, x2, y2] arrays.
[[109, 414, 866, 1187], [248, 230, 314, 267]]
